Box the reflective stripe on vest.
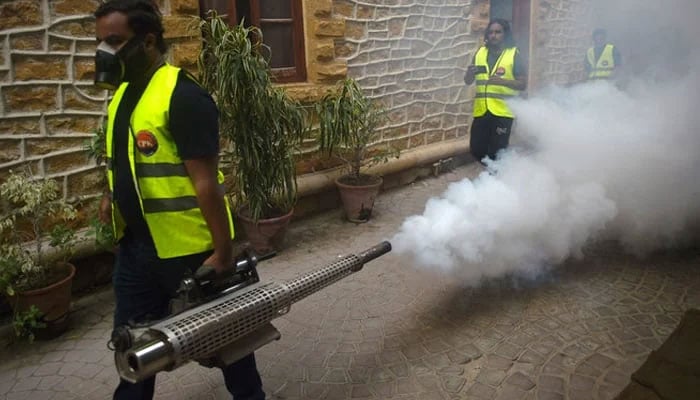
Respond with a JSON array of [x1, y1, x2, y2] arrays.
[[105, 64, 235, 259], [587, 44, 615, 79], [473, 46, 519, 118]]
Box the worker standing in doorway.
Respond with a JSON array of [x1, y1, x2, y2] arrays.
[[464, 19, 527, 164]]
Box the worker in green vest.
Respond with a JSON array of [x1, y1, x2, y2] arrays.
[[585, 28, 622, 80], [94, 1, 265, 399], [464, 19, 527, 164]]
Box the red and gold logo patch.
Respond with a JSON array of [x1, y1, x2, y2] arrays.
[[495, 67, 506, 76], [135, 130, 158, 156]]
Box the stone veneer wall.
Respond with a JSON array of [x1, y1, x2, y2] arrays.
[[2, 0, 602, 222], [0, 0, 202, 210], [530, 0, 593, 87], [329, 0, 487, 152]]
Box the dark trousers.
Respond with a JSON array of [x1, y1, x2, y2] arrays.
[[470, 111, 514, 164], [112, 233, 265, 400]]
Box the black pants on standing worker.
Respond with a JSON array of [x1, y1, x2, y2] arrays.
[[112, 231, 266, 400], [470, 111, 514, 164]]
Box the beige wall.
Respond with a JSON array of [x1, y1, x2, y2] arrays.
[[0, 0, 200, 209], [530, 0, 593, 88], [0, 0, 597, 225]]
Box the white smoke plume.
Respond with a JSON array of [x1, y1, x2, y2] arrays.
[[392, 0, 700, 284]]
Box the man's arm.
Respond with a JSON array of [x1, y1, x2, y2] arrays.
[[170, 71, 231, 273], [464, 53, 478, 85], [185, 156, 232, 273]]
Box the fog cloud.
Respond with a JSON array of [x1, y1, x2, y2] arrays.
[[392, 0, 700, 284]]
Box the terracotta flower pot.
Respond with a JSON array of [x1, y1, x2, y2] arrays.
[[335, 175, 383, 223], [8, 262, 76, 339], [237, 208, 294, 255]]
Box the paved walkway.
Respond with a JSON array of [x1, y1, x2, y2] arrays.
[[1, 163, 699, 400]]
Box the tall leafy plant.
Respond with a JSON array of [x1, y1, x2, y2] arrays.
[[197, 13, 305, 221], [316, 78, 396, 183]]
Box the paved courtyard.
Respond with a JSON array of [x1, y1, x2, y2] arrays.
[[1, 163, 699, 400]]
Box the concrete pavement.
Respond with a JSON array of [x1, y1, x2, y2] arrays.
[[1, 162, 699, 400]]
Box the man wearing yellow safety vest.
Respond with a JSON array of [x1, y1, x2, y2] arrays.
[[585, 28, 622, 80], [94, 1, 265, 399], [464, 19, 527, 164]]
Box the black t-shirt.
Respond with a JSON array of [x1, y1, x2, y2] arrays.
[[112, 68, 219, 244]]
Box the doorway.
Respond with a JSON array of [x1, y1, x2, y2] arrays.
[[490, 0, 531, 65]]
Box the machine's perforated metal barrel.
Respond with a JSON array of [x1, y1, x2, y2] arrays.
[[116, 241, 392, 382]]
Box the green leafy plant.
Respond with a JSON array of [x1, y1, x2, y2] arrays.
[[316, 78, 398, 184], [197, 13, 306, 221], [12, 305, 45, 342], [85, 124, 115, 250], [85, 125, 107, 168], [0, 168, 77, 297]]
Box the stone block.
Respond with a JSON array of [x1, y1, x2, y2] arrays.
[[356, 5, 374, 19], [171, 40, 201, 70], [315, 19, 345, 37], [51, 0, 99, 16], [470, 18, 488, 35], [315, 42, 335, 62], [76, 40, 97, 54], [4, 85, 58, 113], [62, 86, 105, 112], [46, 115, 102, 135], [25, 137, 87, 158], [50, 37, 74, 52], [0, 1, 43, 30], [345, 21, 366, 40], [333, 1, 354, 18], [10, 32, 45, 51], [13, 55, 69, 81], [43, 149, 90, 174], [408, 134, 425, 148], [73, 57, 95, 81], [49, 19, 95, 39], [0, 139, 22, 164], [170, 0, 199, 15], [308, 0, 332, 17], [67, 168, 104, 198], [0, 117, 41, 135], [162, 16, 199, 39], [315, 62, 347, 82], [388, 19, 405, 37], [425, 130, 444, 145], [334, 42, 356, 58]]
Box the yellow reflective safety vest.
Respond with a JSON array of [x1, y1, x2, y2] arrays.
[[105, 64, 234, 259], [587, 44, 616, 79], [473, 46, 520, 118]]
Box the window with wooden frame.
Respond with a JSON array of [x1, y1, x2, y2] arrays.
[[199, 0, 307, 83]]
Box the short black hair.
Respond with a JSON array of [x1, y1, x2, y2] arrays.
[[485, 19, 516, 48], [95, 0, 167, 54], [592, 28, 607, 39]]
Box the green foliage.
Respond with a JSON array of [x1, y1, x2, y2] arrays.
[[197, 12, 306, 221], [85, 125, 107, 167], [84, 124, 116, 249], [0, 167, 77, 296], [88, 216, 115, 251], [12, 305, 45, 342], [316, 78, 398, 180]]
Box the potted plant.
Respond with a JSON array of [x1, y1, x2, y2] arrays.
[[316, 78, 398, 222], [197, 13, 306, 253], [0, 167, 78, 341]]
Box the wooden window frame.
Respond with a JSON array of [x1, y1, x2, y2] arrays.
[[200, 0, 307, 83]]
